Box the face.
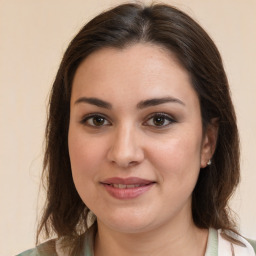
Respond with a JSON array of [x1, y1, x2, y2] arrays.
[[68, 43, 215, 234]]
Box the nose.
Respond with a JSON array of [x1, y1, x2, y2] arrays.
[[107, 124, 144, 168]]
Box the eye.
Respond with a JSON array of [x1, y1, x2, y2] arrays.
[[81, 114, 111, 127], [144, 113, 176, 127]]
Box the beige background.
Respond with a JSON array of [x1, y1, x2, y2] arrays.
[[0, 0, 255, 255]]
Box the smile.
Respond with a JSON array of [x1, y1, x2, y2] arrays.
[[109, 184, 146, 189], [100, 177, 155, 199]]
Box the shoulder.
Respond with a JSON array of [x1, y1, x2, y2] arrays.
[[218, 229, 256, 255], [17, 224, 97, 256], [16, 248, 37, 256], [16, 240, 56, 256], [246, 238, 256, 254]]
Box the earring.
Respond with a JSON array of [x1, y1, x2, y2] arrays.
[[207, 159, 212, 166]]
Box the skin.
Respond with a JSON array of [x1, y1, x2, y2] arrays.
[[68, 43, 218, 256]]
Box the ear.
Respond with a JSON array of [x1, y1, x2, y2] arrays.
[[200, 118, 219, 168]]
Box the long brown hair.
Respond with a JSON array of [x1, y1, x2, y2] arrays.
[[37, 2, 240, 253]]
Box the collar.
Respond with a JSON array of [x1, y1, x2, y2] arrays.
[[57, 225, 255, 256]]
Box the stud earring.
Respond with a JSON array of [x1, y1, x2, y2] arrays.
[[207, 159, 212, 166]]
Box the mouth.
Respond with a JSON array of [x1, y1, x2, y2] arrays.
[[100, 177, 156, 199], [107, 183, 149, 189]]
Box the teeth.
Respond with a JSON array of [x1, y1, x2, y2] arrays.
[[127, 184, 140, 188], [111, 184, 142, 189]]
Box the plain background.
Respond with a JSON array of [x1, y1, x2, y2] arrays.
[[0, 0, 255, 255]]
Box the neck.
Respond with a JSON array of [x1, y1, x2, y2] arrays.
[[94, 212, 208, 256]]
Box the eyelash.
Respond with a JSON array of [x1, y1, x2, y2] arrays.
[[143, 112, 176, 127], [80, 112, 176, 128], [80, 113, 111, 127]]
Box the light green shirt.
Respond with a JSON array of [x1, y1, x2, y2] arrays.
[[205, 228, 218, 256], [16, 227, 255, 256]]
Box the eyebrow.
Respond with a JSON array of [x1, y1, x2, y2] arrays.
[[137, 97, 185, 109], [74, 96, 185, 109], [75, 97, 112, 109]]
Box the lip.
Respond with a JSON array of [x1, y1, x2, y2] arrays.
[[100, 177, 155, 200]]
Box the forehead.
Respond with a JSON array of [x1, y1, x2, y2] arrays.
[[71, 43, 198, 107]]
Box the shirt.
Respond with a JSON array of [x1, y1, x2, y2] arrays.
[[16, 225, 256, 256]]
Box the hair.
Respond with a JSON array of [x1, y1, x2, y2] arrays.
[[37, 2, 240, 254]]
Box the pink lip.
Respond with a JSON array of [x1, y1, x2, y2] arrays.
[[102, 177, 153, 185], [100, 177, 155, 200]]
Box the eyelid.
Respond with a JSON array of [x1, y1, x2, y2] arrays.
[[80, 113, 112, 126], [79, 112, 176, 128], [143, 112, 176, 127]]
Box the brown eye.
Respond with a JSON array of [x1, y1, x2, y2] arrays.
[[153, 116, 166, 126], [81, 114, 111, 127], [144, 113, 175, 128], [93, 116, 105, 126]]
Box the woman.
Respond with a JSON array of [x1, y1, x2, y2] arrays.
[[18, 3, 255, 256]]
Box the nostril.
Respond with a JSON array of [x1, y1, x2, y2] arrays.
[[110, 160, 138, 168], [128, 161, 139, 166], [106, 135, 144, 168]]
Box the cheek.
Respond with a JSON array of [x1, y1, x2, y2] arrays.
[[68, 128, 106, 182], [68, 128, 109, 208], [147, 132, 202, 183]]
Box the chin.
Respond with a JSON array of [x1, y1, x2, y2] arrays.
[[98, 210, 158, 234]]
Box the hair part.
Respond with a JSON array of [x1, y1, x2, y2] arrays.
[[37, 2, 240, 253]]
